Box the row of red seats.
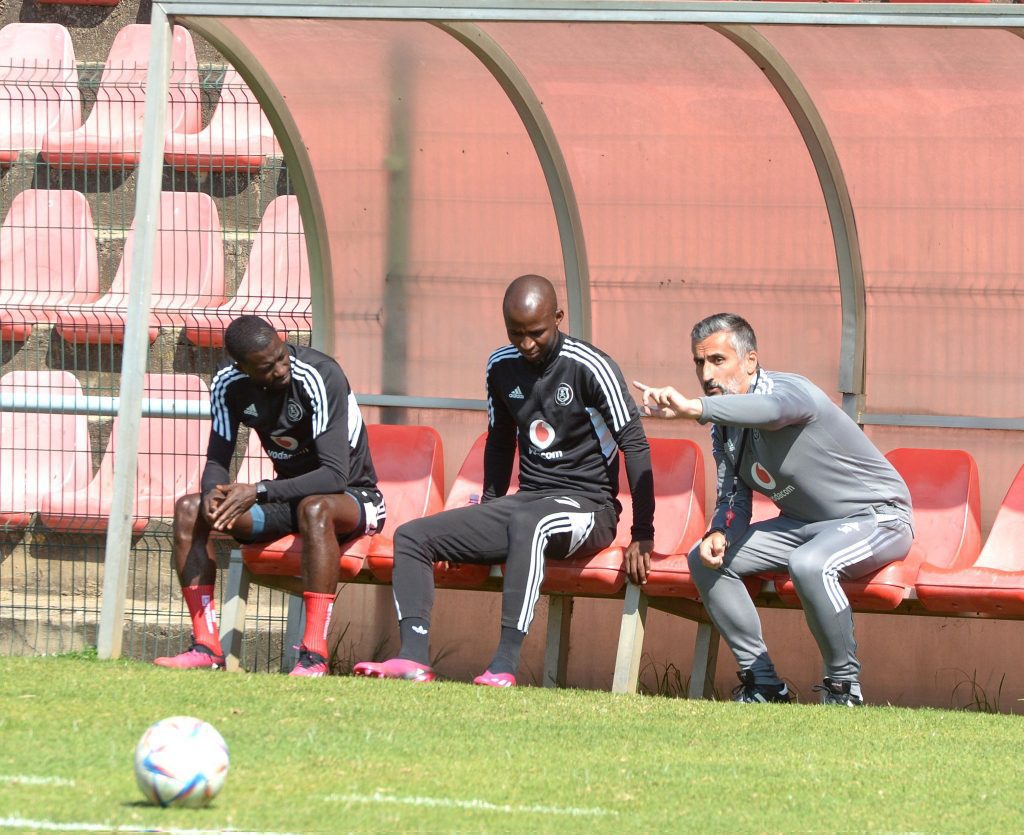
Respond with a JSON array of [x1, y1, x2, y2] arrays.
[[238, 426, 1024, 617], [0, 23, 280, 170], [239, 430, 706, 595], [0, 191, 310, 345], [3, 371, 1019, 615]]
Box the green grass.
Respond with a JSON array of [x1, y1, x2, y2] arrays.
[[1, 655, 1023, 832]]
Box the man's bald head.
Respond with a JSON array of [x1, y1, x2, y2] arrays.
[[503, 274, 559, 320], [502, 274, 564, 365]]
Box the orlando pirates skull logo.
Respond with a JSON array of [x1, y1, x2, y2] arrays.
[[286, 399, 304, 423]]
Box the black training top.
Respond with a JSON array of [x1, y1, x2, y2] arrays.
[[202, 343, 377, 502], [484, 331, 655, 542]]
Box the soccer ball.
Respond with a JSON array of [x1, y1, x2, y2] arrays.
[[133, 716, 230, 808]]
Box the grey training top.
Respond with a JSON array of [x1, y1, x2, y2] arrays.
[[698, 370, 913, 544]]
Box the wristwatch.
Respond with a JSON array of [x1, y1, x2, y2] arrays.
[[255, 482, 269, 504]]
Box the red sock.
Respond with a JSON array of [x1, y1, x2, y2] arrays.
[[302, 591, 335, 658], [182, 585, 222, 655]]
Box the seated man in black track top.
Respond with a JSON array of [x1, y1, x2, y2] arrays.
[[354, 274, 654, 686], [155, 315, 385, 677]]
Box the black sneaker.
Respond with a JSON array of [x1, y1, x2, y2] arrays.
[[289, 646, 328, 677], [812, 677, 864, 706], [731, 669, 792, 703]]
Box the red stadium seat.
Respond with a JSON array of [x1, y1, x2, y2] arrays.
[[368, 430, 495, 588], [164, 67, 282, 172], [540, 437, 706, 596], [40, 24, 200, 169], [916, 464, 1024, 614], [37, 374, 210, 533], [643, 476, 776, 600], [184, 195, 309, 347], [54, 191, 225, 344], [772, 448, 981, 611], [0, 371, 92, 528], [420, 433, 703, 595], [0, 23, 81, 165], [0, 190, 100, 341], [243, 424, 445, 581]]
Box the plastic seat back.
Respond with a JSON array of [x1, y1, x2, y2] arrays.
[[973, 465, 1024, 571], [0, 370, 91, 527], [886, 447, 982, 571], [40, 24, 200, 167], [0, 190, 100, 339], [184, 195, 309, 346], [164, 67, 282, 170], [646, 437, 705, 556], [444, 431, 520, 510], [0, 23, 81, 162], [366, 430, 512, 586], [143, 192, 226, 321], [56, 191, 225, 343], [368, 424, 445, 530]]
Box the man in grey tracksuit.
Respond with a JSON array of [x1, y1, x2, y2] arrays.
[[634, 313, 913, 705]]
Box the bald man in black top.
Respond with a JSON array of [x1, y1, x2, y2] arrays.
[[355, 275, 655, 686]]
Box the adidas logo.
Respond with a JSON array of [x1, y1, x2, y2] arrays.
[[509, 386, 525, 400], [243, 403, 258, 418], [411, 625, 428, 635]]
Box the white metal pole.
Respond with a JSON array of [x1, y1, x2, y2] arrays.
[[97, 6, 172, 659]]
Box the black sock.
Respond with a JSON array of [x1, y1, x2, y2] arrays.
[[397, 617, 431, 665], [487, 626, 526, 675]]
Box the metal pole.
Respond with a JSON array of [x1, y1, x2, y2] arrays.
[[97, 7, 172, 659]]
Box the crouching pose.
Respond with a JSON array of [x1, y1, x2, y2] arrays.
[[155, 315, 385, 677], [635, 313, 913, 706], [354, 275, 655, 686]]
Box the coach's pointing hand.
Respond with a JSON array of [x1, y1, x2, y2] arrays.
[[632, 381, 702, 420]]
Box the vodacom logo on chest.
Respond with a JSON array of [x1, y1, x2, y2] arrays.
[[529, 419, 557, 450], [750, 461, 776, 490]]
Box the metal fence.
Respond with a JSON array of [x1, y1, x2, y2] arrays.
[[0, 23, 307, 671]]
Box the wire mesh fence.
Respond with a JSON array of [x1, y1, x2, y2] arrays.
[[0, 24, 308, 672]]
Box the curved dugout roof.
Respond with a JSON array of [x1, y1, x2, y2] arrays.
[[166, 4, 1024, 431]]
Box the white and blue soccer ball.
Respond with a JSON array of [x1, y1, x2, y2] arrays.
[[133, 716, 230, 808]]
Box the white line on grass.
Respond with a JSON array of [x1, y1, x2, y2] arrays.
[[325, 791, 617, 817], [0, 818, 296, 835], [0, 775, 76, 786]]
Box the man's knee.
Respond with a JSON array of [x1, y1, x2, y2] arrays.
[[297, 495, 336, 536], [173, 493, 202, 535], [394, 519, 431, 558], [788, 550, 828, 587]]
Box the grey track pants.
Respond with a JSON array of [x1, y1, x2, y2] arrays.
[[688, 507, 913, 684], [392, 490, 619, 633]]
